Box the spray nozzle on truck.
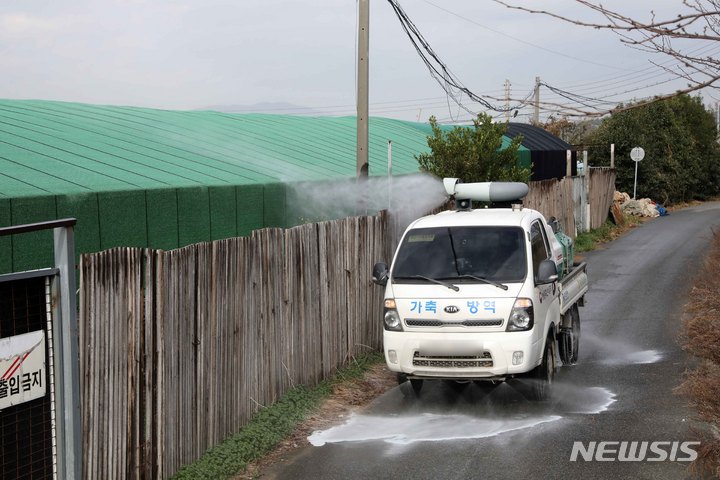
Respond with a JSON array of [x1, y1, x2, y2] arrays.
[[372, 178, 588, 400]]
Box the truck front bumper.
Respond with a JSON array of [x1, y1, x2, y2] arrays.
[[383, 330, 540, 379]]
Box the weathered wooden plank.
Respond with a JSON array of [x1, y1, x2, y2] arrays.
[[588, 168, 616, 229], [78, 211, 423, 478], [155, 250, 165, 479], [141, 249, 154, 479]]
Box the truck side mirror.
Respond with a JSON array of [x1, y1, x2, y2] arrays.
[[548, 216, 560, 234], [372, 262, 389, 287], [536, 259, 559, 285]]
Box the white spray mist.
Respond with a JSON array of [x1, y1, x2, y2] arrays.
[[285, 172, 448, 233]]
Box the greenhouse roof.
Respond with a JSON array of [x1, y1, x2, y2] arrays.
[[0, 99, 530, 198]]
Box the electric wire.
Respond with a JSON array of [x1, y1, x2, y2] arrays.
[[387, 0, 535, 117], [419, 0, 626, 71], [388, 0, 718, 120]]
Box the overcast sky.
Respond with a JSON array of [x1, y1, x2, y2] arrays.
[[1, 1, 715, 122]]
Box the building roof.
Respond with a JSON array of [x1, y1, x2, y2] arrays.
[[506, 122, 572, 151], [0, 99, 527, 199]]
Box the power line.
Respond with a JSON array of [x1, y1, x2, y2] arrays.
[[411, 0, 719, 118], [549, 42, 719, 91], [420, 0, 626, 72], [541, 49, 720, 102], [386, 0, 535, 117]]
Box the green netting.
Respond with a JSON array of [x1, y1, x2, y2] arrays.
[[57, 193, 101, 266], [98, 191, 148, 249], [236, 185, 264, 236], [146, 189, 180, 250], [209, 186, 238, 240], [0, 198, 11, 273], [262, 183, 287, 228], [10, 196, 57, 271], [177, 187, 211, 246]]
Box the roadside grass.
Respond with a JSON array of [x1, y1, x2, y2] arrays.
[[677, 229, 720, 478], [171, 352, 385, 480], [574, 215, 645, 253]]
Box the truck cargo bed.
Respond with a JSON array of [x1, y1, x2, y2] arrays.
[[559, 262, 588, 314]]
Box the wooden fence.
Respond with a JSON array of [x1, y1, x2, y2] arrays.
[[586, 168, 617, 230], [525, 168, 616, 236], [79, 214, 390, 479], [525, 177, 577, 236]]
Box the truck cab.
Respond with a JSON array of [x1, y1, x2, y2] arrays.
[[372, 179, 587, 400]]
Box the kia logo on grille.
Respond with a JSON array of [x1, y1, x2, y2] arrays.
[[444, 305, 460, 314]]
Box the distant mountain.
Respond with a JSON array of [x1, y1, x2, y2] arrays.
[[201, 102, 325, 116]]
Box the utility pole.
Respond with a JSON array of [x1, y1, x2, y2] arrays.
[[716, 102, 719, 144], [357, 0, 369, 178], [533, 76, 540, 125], [504, 79, 511, 122]]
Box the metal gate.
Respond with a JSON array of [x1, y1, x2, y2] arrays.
[[0, 220, 81, 480], [0, 276, 53, 479]]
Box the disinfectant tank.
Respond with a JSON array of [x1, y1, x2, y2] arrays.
[[547, 217, 574, 277], [555, 230, 574, 276]]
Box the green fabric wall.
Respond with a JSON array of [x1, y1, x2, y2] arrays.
[[237, 185, 264, 236], [0, 183, 298, 274], [146, 189, 180, 250], [209, 186, 238, 240], [98, 191, 148, 249], [262, 183, 287, 228], [10, 196, 57, 272], [177, 187, 211, 247], [0, 199, 10, 274]]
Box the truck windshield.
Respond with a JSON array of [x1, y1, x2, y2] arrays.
[[392, 226, 527, 284]]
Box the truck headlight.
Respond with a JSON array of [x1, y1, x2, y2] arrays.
[[383, 299, 403, 331], [507, 298, 534, 331]]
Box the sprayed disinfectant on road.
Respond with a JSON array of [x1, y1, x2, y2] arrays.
[[580, 331, 664, 365], [308, 413, 562, 447], [603, 350, 663, 365], [307, 383, 617, 447]]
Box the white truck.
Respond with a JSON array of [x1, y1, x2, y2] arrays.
[[372, 178, 588, 400]]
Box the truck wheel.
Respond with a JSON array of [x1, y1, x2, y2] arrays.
[[527, 335, 556, 401], [559, 305, 581, 365], [569, 305, 580, 363]]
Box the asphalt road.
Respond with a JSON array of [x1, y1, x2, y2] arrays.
[[264, 202, 720, 480]]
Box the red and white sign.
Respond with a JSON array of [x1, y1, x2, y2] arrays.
[[0, 330, 46, 410]]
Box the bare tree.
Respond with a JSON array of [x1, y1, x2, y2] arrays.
[[493, 0, 720, 112]]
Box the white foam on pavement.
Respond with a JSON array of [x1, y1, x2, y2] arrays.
[[308, 413, 562, 447]]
